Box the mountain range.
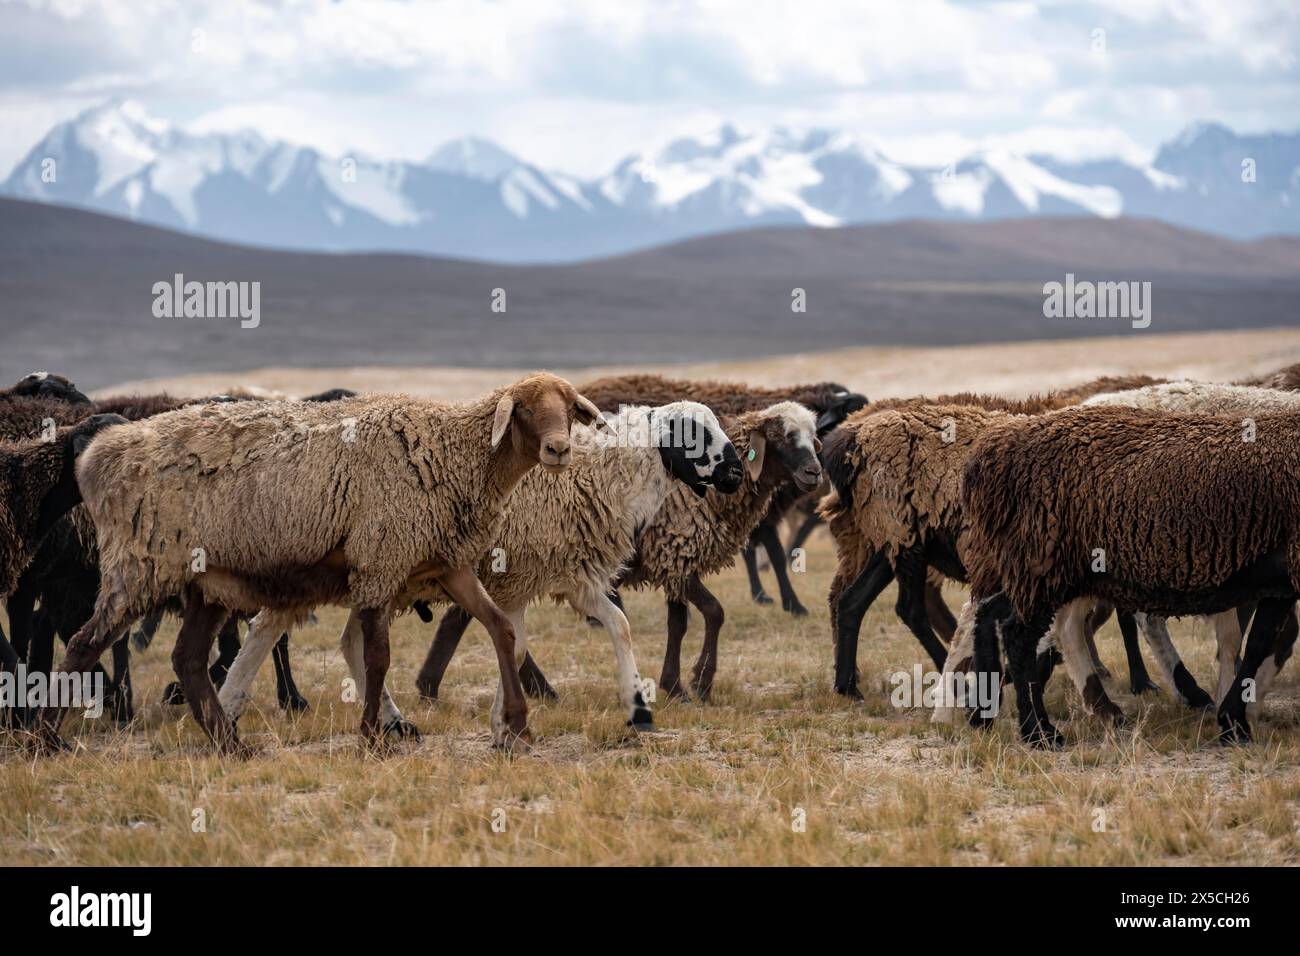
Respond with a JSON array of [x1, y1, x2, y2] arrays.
[[3, 197, 1298, 389], [4, 101, 1299, 263]]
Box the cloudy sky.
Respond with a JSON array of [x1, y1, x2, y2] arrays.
[[1, 0, 1298, 177]]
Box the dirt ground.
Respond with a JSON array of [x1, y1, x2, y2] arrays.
[[3, 327, 1299, 865]]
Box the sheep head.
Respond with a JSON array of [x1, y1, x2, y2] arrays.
[[747, 402, 823, 493], [491, 372, 603, 473], [647, 401, 743, 497]]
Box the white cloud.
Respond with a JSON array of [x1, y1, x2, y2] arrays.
[[0, 0, 1296, 178]]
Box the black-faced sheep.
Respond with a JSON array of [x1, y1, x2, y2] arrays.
[[221, 401, 743, 735], [576, 374, 866, 616], [29, 373, 601, 755], [962, 404, 1300, 746]]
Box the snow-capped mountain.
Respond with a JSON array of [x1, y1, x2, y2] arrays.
[[4, 100, 1298, 262]]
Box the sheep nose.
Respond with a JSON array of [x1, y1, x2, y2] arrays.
[[543, 436, 571, 461]]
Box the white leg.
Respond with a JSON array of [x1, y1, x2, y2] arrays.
[[219, 610, 295, 721], [1051, 597, 1100, 698], [1214, 610, 1243, 707], [932, 599, 977, 723], [340, 608, 408, 730], [490, 607, 528, 743], [1132, 613, 1178, 692], [572, 589, 652, 728]]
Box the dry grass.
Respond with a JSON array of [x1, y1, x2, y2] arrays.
[[9, 329, 1300, 865], [3, 533, 1298, 866]]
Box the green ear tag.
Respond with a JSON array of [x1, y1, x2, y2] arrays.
[[747, 448, 757, 461]]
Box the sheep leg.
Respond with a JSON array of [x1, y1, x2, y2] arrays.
[[416, 606, 471, 700], [660, 598, 691, 699], [924, 583, 958, 644], [1050, 598, 1124, 725], [169, 596, 245, 754], [894, 550, 947, 669], [1132, 613, 1213, 709], [833, 551, 894, 699], [0, 619, 17, 730], [272, 631, 309, 711], [932, 599, 978, 723], [756, 524, 808, 617], [1218, 597, 1291, 743], [356, 605, 397, 751], [743, 538, 774, 605], [436, 567, 530, 750], [576, 590, 653, 730], [1247, 602, 1297, 722], [488, 607, 531, 748], [1005, 609, 1062, 747], [1214, 609, 1244, 706], [686, 574, 725, 702], [1082, 600, 1115, 682], [219, 610, 294, 722], [968, 595, 1007, 729], [1113, 609, 1158, 694], [335, 609, 417, 737], [107, 636, 134, 724], [28, 593, 133, 753]]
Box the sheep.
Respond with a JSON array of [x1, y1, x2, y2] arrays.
[[28, 373, 602, 755], [1, 372, 91, 405], [961, 403, 1300, 746], [220, 400, 744, 733], [416, 401, 820, 704], [0, 415, 127, 709], [820, 374, 1166, 701], [576, 374, 866, 615], [1235, 361, 1300, 391]]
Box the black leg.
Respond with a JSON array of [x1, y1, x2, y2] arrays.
[[757, 523, 807, 616], [272, 631, 310, 711], [788, 513, 822, 555], [996, 602, 1060, 747], [894, 549, 947, 669], [416, 606, 472, 700], [833, 552, 894, 699], [108, 635, 134, 724], [1218, 597, 1290, 743], [1116, 610, 1158, 695], [742, 537, 774, 605], [970, 594, 1008, 728]]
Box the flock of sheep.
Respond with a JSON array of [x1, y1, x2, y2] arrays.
[[1, 359, 1298, 756]]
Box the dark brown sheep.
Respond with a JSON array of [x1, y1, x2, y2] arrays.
[[961, 404, 1300, 746]]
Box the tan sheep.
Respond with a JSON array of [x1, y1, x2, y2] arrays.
[[30, 373, 601, 755], [218, 400, 743, 735]]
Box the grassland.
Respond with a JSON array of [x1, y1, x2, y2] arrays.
[[3, 328, 1299, 866]]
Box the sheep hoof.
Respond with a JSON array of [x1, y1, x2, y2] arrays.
[[785, 600, 809, 617], [1184, 688, 1215, 711], [1217, 714, 1252, 745], [753, 591, 774, 606], [160, 681, 186, 705], [383, 717, 421, 740], [1025, 724, 1064, 749], [661, 681, 690, 701], [1129, 677, 1159, 695], [279, 693, 311, 713], [690, 685, 712, 704], [835, 684, 865, 701], [628, 710, 656, 733], [415, 677, 440, 702]]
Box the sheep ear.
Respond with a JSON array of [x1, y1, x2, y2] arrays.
[[574, 393, 606, 430], [813, 437, 823, 454], [491, 393, 514, 448], [745, 430, 766, 481]]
